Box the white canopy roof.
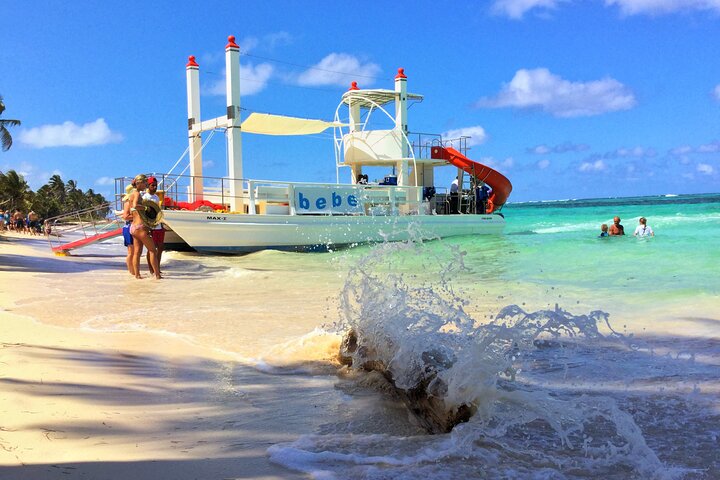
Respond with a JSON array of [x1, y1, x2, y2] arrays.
[[241, 112, 345, 136], [341, 89, 424, 108]]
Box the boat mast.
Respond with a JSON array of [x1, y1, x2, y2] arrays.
[[395, 68, 409, 187], [347, 81, 362, 183], [186, 55, 203, 201], [225, 36, 243, 212]]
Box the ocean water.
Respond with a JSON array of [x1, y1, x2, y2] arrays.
[[13, 193, 720, 478]]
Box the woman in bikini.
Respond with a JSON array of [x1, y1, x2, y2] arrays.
[[129, 174, 161, 279]]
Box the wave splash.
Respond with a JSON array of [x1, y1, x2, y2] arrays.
[[270, 240, 681, 479]]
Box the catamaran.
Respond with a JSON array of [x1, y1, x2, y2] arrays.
[[47, 36, 512, 255]]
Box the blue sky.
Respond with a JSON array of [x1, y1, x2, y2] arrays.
[[2, 0, 719, 202]]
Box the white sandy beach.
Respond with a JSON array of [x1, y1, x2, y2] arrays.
[[0, 234, 343, 479]]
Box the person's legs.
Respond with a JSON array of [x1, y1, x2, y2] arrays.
[[132, 241, 142, 279], [131, 228, 146, 279], [151, 229, 165, 274], [136, 228, 160, 279]]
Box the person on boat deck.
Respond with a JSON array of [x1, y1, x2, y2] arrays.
[[608, 216, 625, 236], [449, 176, 460, 214], [475, 184, 490, 214], [121, 184, 137, 276], [599, 224, 609, 237], [356, 174, 368, 185], [143, 176, 165, 275], [634, 217, 655, 237], [129, 174, 160, 280]]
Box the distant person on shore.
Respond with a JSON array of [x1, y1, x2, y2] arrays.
[[608, 216, 625, 236], [129, 174, 160, 280], [142, 176, 165, 275], [599, 224, 609, 237], [27, 211, 39, 235], [12, 210, 24, 232], [0, 210, 5, 231], [634, 217, 655, 237]]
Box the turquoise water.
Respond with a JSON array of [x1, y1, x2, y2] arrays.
[[256, 193, 720, 479]]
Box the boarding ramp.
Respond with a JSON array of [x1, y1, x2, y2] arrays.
[[45, 202, 122, 255]]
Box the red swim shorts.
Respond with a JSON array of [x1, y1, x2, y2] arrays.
[[151, 228, 165, 245]]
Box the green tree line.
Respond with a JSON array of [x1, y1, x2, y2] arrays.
[[0, 170, 109, 220]]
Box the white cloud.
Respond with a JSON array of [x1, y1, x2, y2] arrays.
[[697, 163, 714, 174], [95, 176, 115, 186], [237, 32, 292, 53], [477, 68, 637, 117], [579, 159, 607, 172], [697, 141, 720, 153], [491, 0, 566, 19], [605, 0, 720, 16], [537, 159, 551, 169], [713, 84, 720, 101], [670, 145, 693, 156], [207, 63, 274, 97], [670, 141, 720, 157], [297, 53, 381, 87], [3, 161, 63, 189], [203, 160, 215, 168], [492, 0, 720, 18], [480, 156, 514, 171], [442, 126, 488, 147], [19, 118, 122, 149], [613, 146, 656, 157], [528, 142, 589, 154]]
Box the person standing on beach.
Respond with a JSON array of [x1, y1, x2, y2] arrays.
[[27, 211, 39, 235], [128, 174, 160, 280], [634, 217, 655, 237], [12, 210, 24, 232], [142, 176, 165, 276], [608, 216, 625, 236], [121, 184, 138, 276]]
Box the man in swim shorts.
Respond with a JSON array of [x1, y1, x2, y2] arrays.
[[608, 216, 625, 236], [142, 176, 165, 275]]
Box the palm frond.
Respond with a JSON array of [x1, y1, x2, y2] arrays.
[[0, 127, 13, 151]]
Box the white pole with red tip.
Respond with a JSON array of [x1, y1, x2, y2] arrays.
[[347, 81, 362, 182], [186, 55, 203, 201], [225, 35, 243, 212], [394, 68, 409, 186]]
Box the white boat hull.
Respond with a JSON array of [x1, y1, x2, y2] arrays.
[[161, 211, 505, 254]]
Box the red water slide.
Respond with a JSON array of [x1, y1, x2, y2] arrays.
[[430, 146, 512, 213]]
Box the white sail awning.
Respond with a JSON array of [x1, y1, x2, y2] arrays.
[[240, 112, 346, 136]]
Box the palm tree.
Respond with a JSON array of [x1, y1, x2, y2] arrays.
[[48, 174, 66, 204], [65, 179, 78, 195], [0, 95, 21, 152], [0, 170, 30, 211]]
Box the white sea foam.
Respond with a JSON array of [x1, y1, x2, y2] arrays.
[[266, 240, 708, 479]]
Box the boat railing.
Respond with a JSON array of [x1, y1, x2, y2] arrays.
[[409, 132, 470, 158], [115, 174, 428, 217]]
